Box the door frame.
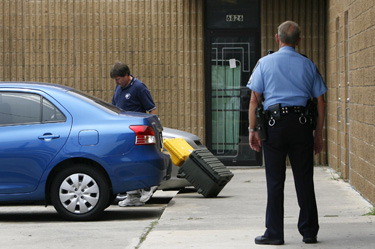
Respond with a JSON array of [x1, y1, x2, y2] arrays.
[[204, 29, 262, 166]]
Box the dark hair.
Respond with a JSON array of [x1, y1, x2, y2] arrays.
[[277, 21, 300, 45], [110, 61, 131, 78]]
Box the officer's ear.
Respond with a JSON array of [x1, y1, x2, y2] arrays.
[[275, 34, 280, 44], [296, 37, 301, 46]]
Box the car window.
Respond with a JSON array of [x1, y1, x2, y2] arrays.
[[0, 92, 66, 126], [68, 89, 124, 113], [42, 97, 66, 123]]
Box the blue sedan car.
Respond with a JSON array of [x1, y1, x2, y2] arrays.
[[0, 82, 171, 221]]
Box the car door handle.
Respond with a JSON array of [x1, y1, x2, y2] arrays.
[[38, 133, 60, 142]]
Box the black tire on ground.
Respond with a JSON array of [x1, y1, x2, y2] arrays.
[[106, 194, 117, 207]]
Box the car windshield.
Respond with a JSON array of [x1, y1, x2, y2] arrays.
[[68, 89, 124, 114]]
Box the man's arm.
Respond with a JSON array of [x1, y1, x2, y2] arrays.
[[149, 108, 157, 115], [249, 91, 262, 152], [314, 94, 325, 154]]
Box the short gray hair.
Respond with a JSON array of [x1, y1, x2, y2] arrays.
[[277, 21, 300, 45]]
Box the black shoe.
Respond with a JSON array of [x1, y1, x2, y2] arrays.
[[303, 236, 318, 244], [255, 236, 285, 245]]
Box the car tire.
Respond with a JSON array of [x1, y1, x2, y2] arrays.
[[106, 194, 117, 208], [50, 164, 110, 221]]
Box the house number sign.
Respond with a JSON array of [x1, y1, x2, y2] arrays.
[[226, 15, 244, 22]]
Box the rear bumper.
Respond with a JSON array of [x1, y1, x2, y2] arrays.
[[109, 150, 172, 194]]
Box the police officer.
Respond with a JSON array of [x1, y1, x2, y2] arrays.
[[247, 21, 327, 245]]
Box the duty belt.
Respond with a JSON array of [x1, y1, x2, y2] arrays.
[[266, 105, 307, 126], [280, 106, 305, 115]]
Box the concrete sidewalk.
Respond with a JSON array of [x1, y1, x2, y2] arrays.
[[138, 167, 374, 249]]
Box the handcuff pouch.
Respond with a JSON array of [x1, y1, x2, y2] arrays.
[[268, 104, 282, 121]]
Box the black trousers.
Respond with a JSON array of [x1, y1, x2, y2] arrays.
[[262, 113, 319, 240]]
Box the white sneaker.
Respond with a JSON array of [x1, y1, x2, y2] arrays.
[[140, 186, 158, 203], [116, 193, 127, 201], [118, 197, 145, 207]]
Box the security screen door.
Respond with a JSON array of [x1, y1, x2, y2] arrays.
[[205, 32, 261, 166], [211, 57, 241, 155], [205, 0, 261, 166]]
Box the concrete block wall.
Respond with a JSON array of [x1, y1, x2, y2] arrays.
[[326, 0, 375, 205], [0, 0, 205, 140]]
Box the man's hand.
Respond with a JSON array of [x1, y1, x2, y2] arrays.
[[249, 131, 262, 152], [314, 131, 323, 154]]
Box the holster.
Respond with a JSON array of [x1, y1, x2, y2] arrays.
[[255, 104, 268, 141], [305, 98, 318, 129]]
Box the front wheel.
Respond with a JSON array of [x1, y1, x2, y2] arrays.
[[50, 164, 110, 221]]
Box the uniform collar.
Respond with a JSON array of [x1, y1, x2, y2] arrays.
[[279, 46, 296, 52]]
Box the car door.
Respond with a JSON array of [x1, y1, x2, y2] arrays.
[[0, 90, 72, 194]]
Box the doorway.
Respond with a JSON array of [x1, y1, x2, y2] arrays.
[[204, 0, 261, 166]]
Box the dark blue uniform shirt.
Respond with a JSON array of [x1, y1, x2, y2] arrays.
[[112, 75, 156, 113]]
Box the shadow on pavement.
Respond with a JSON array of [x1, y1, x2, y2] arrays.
[[0, 196, 174, 223]]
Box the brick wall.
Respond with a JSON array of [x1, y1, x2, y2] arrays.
[[326, 0, 375, 205]]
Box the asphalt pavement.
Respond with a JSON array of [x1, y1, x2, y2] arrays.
[[137, 166, 375, 249]]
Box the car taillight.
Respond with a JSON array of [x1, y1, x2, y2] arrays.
[[129, 125, 156, 145]]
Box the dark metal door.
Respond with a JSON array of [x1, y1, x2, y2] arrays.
[[205, 31, 261, 166], [204, 0, 261, 166]]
